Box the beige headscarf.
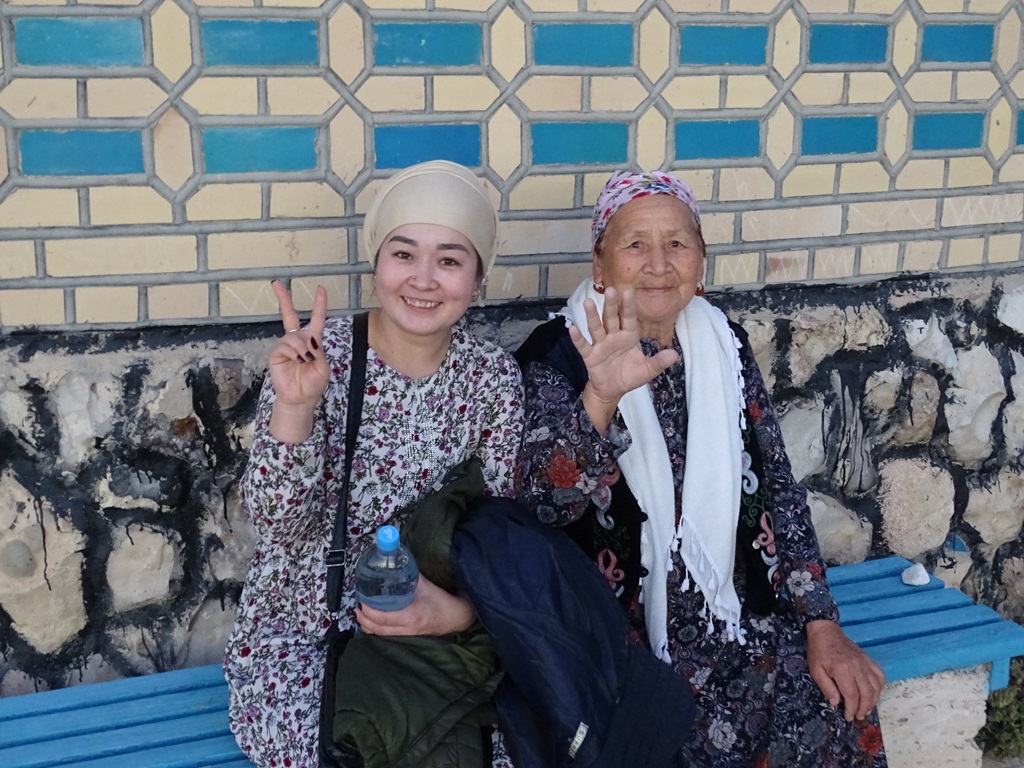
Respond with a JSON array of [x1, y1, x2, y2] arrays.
[[360, 160, 499, 278]]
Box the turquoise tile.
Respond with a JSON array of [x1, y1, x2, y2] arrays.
[[202, 20, 319, 67], [531, 122, 628, 165], [1019, 111, 1024, 146], [374, 125, 481, 168], [921, 25, 994, 63], [203, 127, 318, 173], [374, 23, 481, 66], [20, 130, 144, 176], [680, 26, 768, 66], [809, 24, 889, 64], [675, 120, 760, 160], [534, 24, 633, 67], [913, 113, 985, 151], [14, 18, 143, 67], [802, 116, 878, 156]]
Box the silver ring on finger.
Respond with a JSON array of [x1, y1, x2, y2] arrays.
[[287, 327, 303, 334]]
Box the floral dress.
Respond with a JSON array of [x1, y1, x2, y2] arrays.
[[225, 315, 524, 768], [515, 322, 887, 768]]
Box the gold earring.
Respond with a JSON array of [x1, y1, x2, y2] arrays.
[[593, 280, 605, 294]]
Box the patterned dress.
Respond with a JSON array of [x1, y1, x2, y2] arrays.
[[225, 315, 524, 768], [515, 323, 887, 768]]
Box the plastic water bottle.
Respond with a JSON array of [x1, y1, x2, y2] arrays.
[[354, 525, 419, 611]]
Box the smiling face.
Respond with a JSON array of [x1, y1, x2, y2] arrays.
[[373, 222, 482, 344], [594, 193, 706, 345]]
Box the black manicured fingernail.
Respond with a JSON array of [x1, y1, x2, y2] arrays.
[[305, 352, 315, 361], [311, 338, 319, 350], [296, 355, 305, 364]]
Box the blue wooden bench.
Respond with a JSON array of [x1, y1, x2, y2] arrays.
[[1, 555, 1023, 767]]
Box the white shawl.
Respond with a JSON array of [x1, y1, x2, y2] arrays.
[[562, 279, 747, 661]]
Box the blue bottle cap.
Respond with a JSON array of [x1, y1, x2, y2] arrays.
[[377, 525, 401, 552]]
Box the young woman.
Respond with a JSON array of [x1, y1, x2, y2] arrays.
[[224, 161, 524, 768]]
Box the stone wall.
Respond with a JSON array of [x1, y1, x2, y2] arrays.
[[2, 267, 1023, 694]]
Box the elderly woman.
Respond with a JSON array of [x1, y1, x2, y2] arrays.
[[514, 170, 887, 767]]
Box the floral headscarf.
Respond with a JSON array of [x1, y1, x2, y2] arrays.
[[591, 170, 701, 247]]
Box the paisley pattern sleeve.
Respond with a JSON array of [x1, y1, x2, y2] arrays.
[[514, 361, 630, 526], [739, 338, 839, 627]]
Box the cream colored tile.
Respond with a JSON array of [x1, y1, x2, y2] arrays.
[[329, 3, 365, 84], [363, 0, 425, 7], [965, 0, 1004, 10], [892, 12, 918, 77], [187, 184, 262, 221], [988, 233, 1021, 264], [859, 242, 900, 274], [731, 0, 780, 10], [699, 212, 734, 246], [90, 187, 173, 225], [905, 72, 952, 103], [76, 286, 138, 324], [714, 252, 760, 286], [896, 159, 945, 190], [725, 75, 773, 109], [680, 170, 715, 203], [719, 168, 776, 202], [847, 199, 937, 234], [854, 0, 902, 11], [765, 250, 809, 283], [547, 263, 594, 297], [79, 0, 144, 4], [0, 241, 36, 279], [268, 77, 339, 116], [437, 0, 495, 7], [183, 78, 258, 115], [903, 240, 942, 272], [947, 156, 993, 189], [0, 189, 79, 228], [88, 78, 166, 117], [208, 229, 347, 270], [193, 0, 249, 5], [434, 76, 499, 112], [1012, 71, 1024, 99], [219, 280, 281, 317], [517, 77, 582, 111], [264, 0, 327, 6], [0, 79, 77, 119], [290, 275, 350, 311], [4, 0, 64, 4], [523, 0, 579, 8], [590, 77, 648, 112], [792, 73, 844, 107], [0, 289, 64, 327], [662, 76, 720, 110], [355, 76, 425, 111], [484, 265, 540, 300], [917, 0, 962, 11], [152, 0, 192, 84], [742, 204, 843, 241], [153, 107, 194, 191], [1000, 155, 1024, 183], [487, 105, 522, 180], [813, 246, 856, 280], [957, 71, 999, 102], [271, 182, 345, 218], [988, 98, 1013, 158], [496, 219, 590, 257], [0, 124, 6, 183], [587, 0, 644, 8], [884, 101, 909, 165], [839, 162, 890, 194], [329, 107, 365, 185], [664, 0, 722, 10], [766, 105, 795, 170], [148, 283, 209, 321], [584, 174, 611, 209], [996, 11, 1021, 75], [773, 11, 802, 79], [356, 179, 388, 216], [947, 238, 984, 268], [848, 72, 896, 104], [942, 193, 1024, 228], [782, 164, 835, 197], [510, 175, 576, 210], [492, 8, 526, 83], [637, 110, 666, 171], [639, 9, 671, 83], [48, 236, 196, 276]]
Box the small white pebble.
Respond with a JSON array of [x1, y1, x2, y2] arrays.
[[901, 563, 930, 586]]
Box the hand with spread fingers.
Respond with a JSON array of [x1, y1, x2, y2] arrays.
[[267, 279, 330, 444]]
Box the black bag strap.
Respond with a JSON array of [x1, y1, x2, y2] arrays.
[[326, 312, 369, 615]]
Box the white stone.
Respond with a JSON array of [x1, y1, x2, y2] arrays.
[[204, 483, 257, 584], [105, 619, 191, 676], [807, 491, 872, 564], [1003, 351, 1024, 463], [65, 654, 120, 687], [996, 284, 1024, 334], [945, 345, 1005, 466], [893, 372, 940, 447], [181, 597, 237, 668], [148, 369, 194, 422], [863, 368, 902, 417], [788, 306, 845, 387], [0, 669, 49, 698], [778, 397, 828, 482], [0, 388, 38, 452], [964, 468, 1024, 556], [107, 524, 182, 613], [904, 316, 958, 372], [843, 304, 891, 349], [879, 458, 955, 559], [50, 370, 119, 470], [901, 562, 930, 586], [738, 317, 777, 392]]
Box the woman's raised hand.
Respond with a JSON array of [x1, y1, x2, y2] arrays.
[[267, 280, 329, 444], [570, 286, 679, 434]]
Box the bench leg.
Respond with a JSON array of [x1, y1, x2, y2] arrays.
[[877, 665, 990, 768]]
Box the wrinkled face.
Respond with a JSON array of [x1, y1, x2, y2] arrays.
[[594, 194, 706, 340], [374, 223, 481, 341]]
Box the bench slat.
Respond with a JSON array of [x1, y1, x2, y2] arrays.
[[837, 586, 975, 626], [0, 687, 229, 750], [829, 573, 944, 605], [843, 604, 1005, 648], [827, 556, 911, 586], [62, 734, 248, 768]]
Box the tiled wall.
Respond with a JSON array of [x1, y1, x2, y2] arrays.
[[0, 0, 1021, 331]]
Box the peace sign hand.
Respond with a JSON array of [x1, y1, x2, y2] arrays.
[[267, 280, 330, 444]]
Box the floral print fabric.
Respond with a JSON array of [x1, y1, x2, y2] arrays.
[[516, 325, 887, 768], [225, 315, 524, 768]]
